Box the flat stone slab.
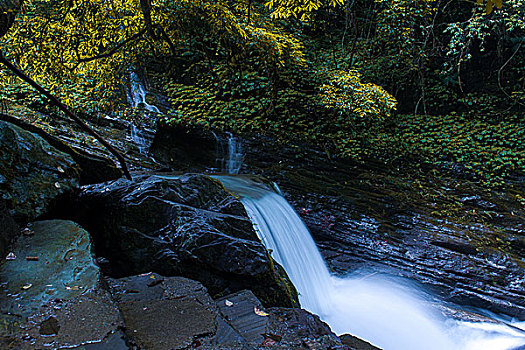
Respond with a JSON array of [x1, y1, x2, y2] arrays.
[[0, 220, 99, 317], [216, 290, 269, 344], [108, 273, 218, 350]]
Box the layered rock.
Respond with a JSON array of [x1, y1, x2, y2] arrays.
[[149, 123, 525, 318], [72, 174, 298, 307]]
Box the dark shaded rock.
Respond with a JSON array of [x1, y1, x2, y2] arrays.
[[74, 174, 298, 307], [24, 289, 123, 349], [120, 299, 215, 350], [108, 274, 349, 350], [340, 334, 381, 350], [0, 120, 80, 223], [0, 200, 18, 258], [0, 113, 122, 185], [0, 220, 122, 349], [215, 289, 349, 349], [266, 307, 347, 349], [149, 121, 217, 172], [39, 316, 59, 335]]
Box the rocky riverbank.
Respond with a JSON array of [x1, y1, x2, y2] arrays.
[[0, 112, 373, 349]]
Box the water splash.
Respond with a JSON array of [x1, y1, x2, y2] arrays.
[[214, 175, 525, 350]]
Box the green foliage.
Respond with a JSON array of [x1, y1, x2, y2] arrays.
[[318, 69, 397, 123], [1, 0, 523, 187], [387, 113, 525, 185]]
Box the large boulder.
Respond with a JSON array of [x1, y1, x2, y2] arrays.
[[0, 220, 123, 349], [73, 174, 298, 307], [0, 114, 122, 185], [0, 120, 80, 223]]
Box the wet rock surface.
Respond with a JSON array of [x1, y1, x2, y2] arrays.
[[0, 220, 100, 317], [70, 173, 298, 307], [0, 120, 80, 223], [108, 274, 217, 350], [0, 220, 122, 349], [215, 289, 348, 350], [107, 273, 351, 350]]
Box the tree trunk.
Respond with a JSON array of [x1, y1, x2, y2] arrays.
[[0, 0, 24, 38]]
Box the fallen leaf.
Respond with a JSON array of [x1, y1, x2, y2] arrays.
[[22, 228, 34, 236], [21, 284, 32, 290], [6, 252, 16, 260], [65, 286, 80, 291], [263, 333, 282, 342], [147, 279, 163, 287], [254, 306, 269, 317], [225, 300, 233, 307], [261, 338, 276, 346]]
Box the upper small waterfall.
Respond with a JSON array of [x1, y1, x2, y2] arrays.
[[214, 175, 525, 350], [214, 132, 244, 174], [128, 72, 160, 114], [126, 72, 159, 153]]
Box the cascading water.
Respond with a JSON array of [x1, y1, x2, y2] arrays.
[[128, 72, 161, 114], [126, 72, 159, 153], [128, 123, 149, 154], [214, 132, 244, 174], [214, 175, 525, 350]]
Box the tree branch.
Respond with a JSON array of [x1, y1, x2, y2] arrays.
[[0, 51, 132, 180], [78, 28, 147, 63]]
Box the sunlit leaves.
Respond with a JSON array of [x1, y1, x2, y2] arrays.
[[318, 69, 397, 122], [265, 0, 343, 20]]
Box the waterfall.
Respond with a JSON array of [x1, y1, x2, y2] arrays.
[[214, 132, 244, 174], [214, 175, 525, 350], [126, 72, 159, 153], [127, 123, 150, 154], [128, 72, 161, 114]]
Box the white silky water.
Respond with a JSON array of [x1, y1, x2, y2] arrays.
[[215, 175, 525, 350]]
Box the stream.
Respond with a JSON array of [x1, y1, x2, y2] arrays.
[[215, 175, 525, 350]]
